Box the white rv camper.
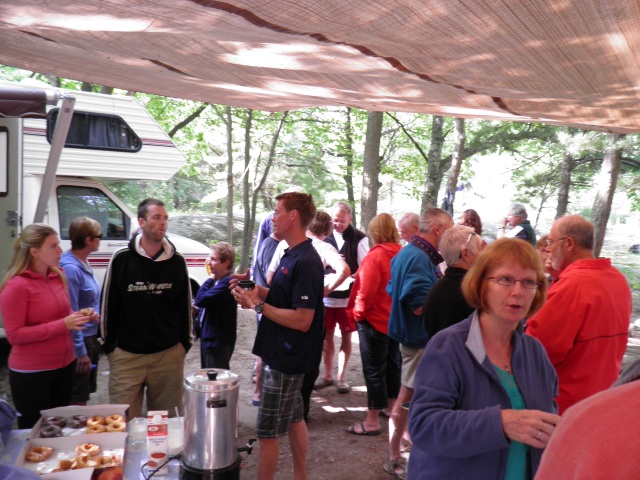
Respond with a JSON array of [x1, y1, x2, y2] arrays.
[[0, 81, 210, 333]]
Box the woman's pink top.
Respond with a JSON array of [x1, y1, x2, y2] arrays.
[[0, 269, 75, 371]]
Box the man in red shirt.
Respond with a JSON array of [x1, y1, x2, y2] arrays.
[[526, 215, 631, 413]]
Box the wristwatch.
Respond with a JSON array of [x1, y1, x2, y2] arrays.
[[254, 302, 265, 314]]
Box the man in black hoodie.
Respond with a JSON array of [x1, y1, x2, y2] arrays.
[[100, 198, 192, 418]]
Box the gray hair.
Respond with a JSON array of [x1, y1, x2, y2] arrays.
[[332, 201, 352, 216], [556, 215, 594, 251], [509, 203, 528, 220], [397, 212, 419, 230], [439, 225, 479, 266], [419, 207, 453, 234]]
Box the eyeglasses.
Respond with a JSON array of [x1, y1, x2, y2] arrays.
[[546, 237, 567, 247], [486, 276, 540, 289], [464, 232, 477, 248], [459, 232, 477, 258], [93, 234, 103, 239]]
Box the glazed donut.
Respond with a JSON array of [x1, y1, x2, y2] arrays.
[[71, 456, 88, 469], [43, 416, 67, 428], [56, 459, 73, 471], [105, 414, 125, 425], [80, 308, 93, 316], [87, 415, 106, 426], [68, 414, 88, 428], [106, 420, 126, 432], [39, 425, 63, 438], [26, 445, 54, 463], [86, 424, 106, 434], [76, 442, 101, 457]]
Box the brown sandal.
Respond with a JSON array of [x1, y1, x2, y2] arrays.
[[383, 456, 407, 480]]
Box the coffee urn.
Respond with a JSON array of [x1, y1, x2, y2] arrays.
[[181, 369, 245, 479]]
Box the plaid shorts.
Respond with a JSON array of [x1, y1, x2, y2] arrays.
[[256, 364, 304, 438]]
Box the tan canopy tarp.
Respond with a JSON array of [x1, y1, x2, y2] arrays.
[[1, 0, 639, 133]]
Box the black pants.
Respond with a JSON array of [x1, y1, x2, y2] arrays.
[[357, 320, 401, 409], [200, 344, 234, 370], [10, 360, 76, 429]]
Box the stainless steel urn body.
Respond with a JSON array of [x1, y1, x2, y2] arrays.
[[183, 369, 240, 472]]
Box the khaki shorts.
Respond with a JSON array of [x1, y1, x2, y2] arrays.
[[400, 344, 424, 389], [108, 343, 186, 418]]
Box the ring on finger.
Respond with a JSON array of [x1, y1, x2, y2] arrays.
[[536, 430, 543, 440]]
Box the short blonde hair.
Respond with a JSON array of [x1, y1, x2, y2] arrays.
[[69, 216, 101, 250], [368, 213, 399, 245], [462, 238, 547, 317]]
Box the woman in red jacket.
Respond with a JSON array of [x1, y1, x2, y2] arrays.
[[346, 213, 402, 437], [0, 224, 90, 428]]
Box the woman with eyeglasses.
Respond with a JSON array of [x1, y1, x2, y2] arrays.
[[0, 224, 91, 428], [60, 217, 102, 405], [407, 238, 559, 480]]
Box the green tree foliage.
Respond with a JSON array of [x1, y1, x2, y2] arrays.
[[3, 64, 640, 246]]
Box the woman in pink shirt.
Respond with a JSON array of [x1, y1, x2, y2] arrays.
[[0, 224, 90, 428]]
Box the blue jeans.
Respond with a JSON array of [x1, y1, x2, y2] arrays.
[[356, 320, 401, 410]]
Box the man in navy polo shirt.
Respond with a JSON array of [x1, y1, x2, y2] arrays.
[[232, 192, 324, 480]]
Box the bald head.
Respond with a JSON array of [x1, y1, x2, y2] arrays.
[[547, 215, 595, 272], [554, 215, 594, 251]]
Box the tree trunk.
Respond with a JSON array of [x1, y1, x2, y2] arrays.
[[592, 133, 624, 257], [421, 116, 445, 211], [240, 110, 253, 270], [225, 106, 234, 244], [343, 108, 356, 226], [360, 111, 384, 230], [442, 118, 466, 216], [555, 152, 575, 219]]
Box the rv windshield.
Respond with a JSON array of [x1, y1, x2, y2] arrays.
[[57, 185, 128, 240]]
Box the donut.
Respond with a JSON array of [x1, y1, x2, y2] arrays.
[[39, 425, 63, 438], [71, 456, 88, 469], [98, 453, 122, 467], [80, 308, 93, 316], [26, 445, 53, 463], [75, 442, 101, 457], [43, 416, 67, 428], [106, 420, 126, 432], [105, 414, 125, 425], [55, 459, 73, 471], [68, 415, 88, 428], [86, 424, 106, 434], [87, 415, 106, 426]]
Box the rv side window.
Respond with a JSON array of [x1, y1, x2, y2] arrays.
[[57, 186, 128, 240], [47, 109, 142, 152]]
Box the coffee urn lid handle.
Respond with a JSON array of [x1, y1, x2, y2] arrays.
[[206, 370, 218, 381]]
